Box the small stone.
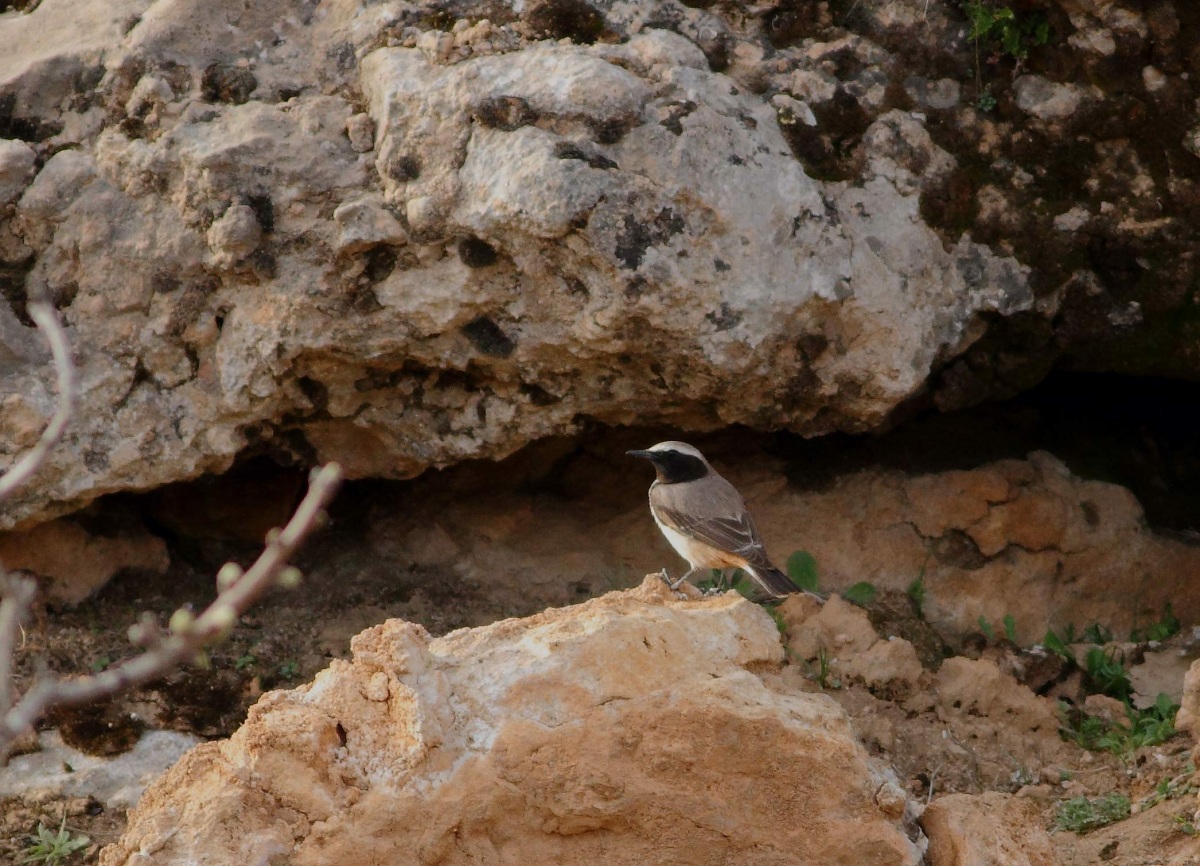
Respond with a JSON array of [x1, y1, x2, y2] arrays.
[[0, 139, 36, 205], [345, 113, 375, 152], [1012, 75, 1082, 121], [1142, 66, 1168, 93], [333, 195, 406, 253], [207, 204, 263, 266]]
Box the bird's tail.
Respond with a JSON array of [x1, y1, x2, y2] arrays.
[[745, 564, 803, 600]]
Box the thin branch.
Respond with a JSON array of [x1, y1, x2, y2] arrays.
[[0, 301, 78, 499], [0, 463, 342, 759], [0, 574, 36, 716]]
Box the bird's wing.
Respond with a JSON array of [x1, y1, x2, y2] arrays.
[[651, 475, 773, 568]]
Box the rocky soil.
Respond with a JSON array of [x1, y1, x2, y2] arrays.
[[5, 432, 1200, 864]]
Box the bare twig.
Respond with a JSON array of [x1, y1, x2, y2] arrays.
[[0, 463, 342, 759], [0, 301, 77, 499], [0, 293, 344, 761], [0, 574, 36, 716]]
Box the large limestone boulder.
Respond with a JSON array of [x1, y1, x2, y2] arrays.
[[100, 577, 924, 866], [0, 0, 1032, 529]]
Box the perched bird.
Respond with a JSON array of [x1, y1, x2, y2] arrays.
[[627, 441, 803, 600]]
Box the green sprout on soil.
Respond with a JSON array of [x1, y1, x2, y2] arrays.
[[18, 819, 90, 865], [907, 573, 926, 618], [814, 646, 841, 690], [1174, 813, 1200, 836], [1130, 602, 1181, 643], [278, 660, 301, 680], [234, 653, 257, 671], [1084, 646, 1133, 703], [843, 581, 876, 606], [768, 606, 788, 638], [1003, 614, 1017, 642], [1055, 794, 1130, 833], [1139, 765, 1196, 812], [786, 550, 820, 593], [963, 0, 1051, 61], [1064, 693, 1179, 757], [977, 615, 995, 642]]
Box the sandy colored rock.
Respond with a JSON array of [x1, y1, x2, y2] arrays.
[[922, 792, 1055, 866], [1176, 658, 1200, 734], [0, 516, 169, 603], [843, 638, 925, 696], [784, 593, 879, 661], [935, 657, 1059, 735], [101, 577, 923, 866]]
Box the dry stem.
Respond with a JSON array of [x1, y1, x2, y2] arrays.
[[0, 299, 343, 761]]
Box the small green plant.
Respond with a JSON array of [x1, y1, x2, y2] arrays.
[[278, 660, 301, 680], [978, 615, 995, 642], [768, 605, 788, 638], [786, 550, 820, 593], [1131, 603, 1181, 643], [843, 581, 876, 606], [814, 646, 840, 690], [234, 653, 257, 671], [1065, 693, 1179, 756], [89, 655, 111, 673], [1082, 622, 1115, 645], [18, 818, 90, 865], [1043, 627, 1073, 661], [1084, 647, 1133, 703], [907, 573, 926, 618], [976, 87, 997, 112], [1140, 766, 1196, 811], [1055, 794, 1130, 833], [1003, 614, 1017, 642], [963, 0, 1051, 60], [1174, 813, 1200, 836]]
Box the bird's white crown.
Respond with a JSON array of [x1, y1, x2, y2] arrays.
[[647, 441, 707, 461]]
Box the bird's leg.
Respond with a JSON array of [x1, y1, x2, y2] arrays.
[[668, 566, 700, 591]]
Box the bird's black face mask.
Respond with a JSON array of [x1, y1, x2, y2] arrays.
[[627, 449, 709, 484]]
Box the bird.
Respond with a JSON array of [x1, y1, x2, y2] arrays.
[[627, 441, 804, 600]]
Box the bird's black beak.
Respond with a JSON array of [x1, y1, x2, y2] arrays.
[[626, 449, 654, 460]]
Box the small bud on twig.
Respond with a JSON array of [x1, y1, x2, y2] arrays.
[[216, 563, 243, 591], [169, 608, 195, 634], [277, 567, 302, 589], [265, 528, 282, 546], [208, 604, 237, 637]]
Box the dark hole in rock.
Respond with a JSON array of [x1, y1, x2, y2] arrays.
[[457, 237, 499, 268], [364, 246, 398, 282], [473, 95, 538, 131], [245, 193, 275, 233], [461, 315, 515, 357], [200, 64, 258, 105], [523, 0, 605, 44], [384, 152, 422, 182], [779, 89, 873, 183], [590, 116, 635, 145], [298, 376, 329, 413]]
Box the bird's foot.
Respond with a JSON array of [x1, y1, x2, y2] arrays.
[[669, 566, 699, 591]]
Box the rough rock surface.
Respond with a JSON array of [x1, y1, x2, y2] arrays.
[[100, 577, 924, 866], [0, 0, 1041, 529], [921, 792, 1055, 866]]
